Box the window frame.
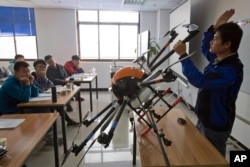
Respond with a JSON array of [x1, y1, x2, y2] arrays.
[[0, 7, 38, 61], [77, 10, 140, 61]]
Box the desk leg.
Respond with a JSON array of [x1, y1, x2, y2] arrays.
[[95, 75, 98, 99], [59, 107, 68, 153], [89, 82, 93, 111], [53, 119, 59, 167], [133, 120, 137, 165], [78, 91, 82, 123]]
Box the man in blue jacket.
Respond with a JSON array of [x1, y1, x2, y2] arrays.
[[0, 61, 39, 114], [173, 9, 243, 156]]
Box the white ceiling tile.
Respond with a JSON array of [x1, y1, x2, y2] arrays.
[[0, 0, 183, 11]]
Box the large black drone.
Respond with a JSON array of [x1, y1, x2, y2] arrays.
[[61, 23, 199, 167]]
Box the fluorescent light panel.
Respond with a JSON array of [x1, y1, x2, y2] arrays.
[[124, 0, 145, 5]]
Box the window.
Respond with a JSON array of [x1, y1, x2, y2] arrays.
[[78, 10, 139, 60], [79, 24, 99, 59], [0, 6, 37, 59]]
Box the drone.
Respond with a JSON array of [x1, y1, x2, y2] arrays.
[[61, 23, 199, 167]]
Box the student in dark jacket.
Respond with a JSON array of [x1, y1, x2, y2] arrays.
[[173, 9, 243, 156], [44, 55, 68, 86], [45, 55, 84, 102], [32, 59, 54, 93], [44, 55, 77, 111]]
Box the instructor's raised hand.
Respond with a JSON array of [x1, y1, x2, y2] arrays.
[[214, 9, 235, 29]]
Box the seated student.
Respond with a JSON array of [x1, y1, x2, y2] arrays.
[[0, 61, 39, 114], [44, 55, 83, 106], [44, 55, 68, 85], [64, 55, 84, 76], [8, 54, 25, 74], [31, 59, 80, 126], [44, 54, 74, 110]]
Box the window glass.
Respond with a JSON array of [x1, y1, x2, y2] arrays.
[[120, 25, 138, 59], [0, 7, 37, 59], [15, 36, 37, 59], [78, 10, 139, 60], [79, 24, 99, 59], [99, 25, 118, 59], [99, 11, 139, 23], [0, 37, 15, 59], [78, 10, 98, 22]]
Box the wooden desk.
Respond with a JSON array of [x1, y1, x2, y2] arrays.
[[135, 108, 229, 167], [67, 73, 98, 111], [0, 113, 59, 167], [17, 87, 82, 154]]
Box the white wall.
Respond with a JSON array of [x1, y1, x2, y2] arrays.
[[35, 8, 78, 63], [140, 11, 157, 36]]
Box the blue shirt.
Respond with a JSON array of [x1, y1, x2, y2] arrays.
[[0, 75, 39, 114], [180, 29, 243, 131]]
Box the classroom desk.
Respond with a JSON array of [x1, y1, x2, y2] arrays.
[[135, 108, 229, 167], [0, 113, 59, 167], [17, 86, 82, 154], [67, 73, 98, 111]]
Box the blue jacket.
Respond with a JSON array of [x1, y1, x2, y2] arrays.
[[0, 75, 39, 114], [180, 29, 243, 131]]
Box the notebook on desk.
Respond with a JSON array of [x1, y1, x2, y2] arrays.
[[0, 119, 25, 129]]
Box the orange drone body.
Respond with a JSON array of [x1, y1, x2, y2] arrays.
[[111, 66, 145, 100]]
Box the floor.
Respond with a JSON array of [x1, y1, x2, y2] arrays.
[[25, 91, 243, 167]]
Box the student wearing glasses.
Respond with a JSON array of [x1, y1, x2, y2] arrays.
[[31, 59, 80, 127]]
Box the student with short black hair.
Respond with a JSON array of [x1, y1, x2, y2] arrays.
[[44, 55, 76, 110], [32, 59, 54, 93], [62, 55, 85, 101], [64, 55, 84, 76], [44, 55, 68, 86], [173, 9, 243, 156], [8, 54, 25, 74], [0, 61, 39, 114]]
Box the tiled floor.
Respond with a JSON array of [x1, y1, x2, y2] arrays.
[[25, 91, 243, 167]]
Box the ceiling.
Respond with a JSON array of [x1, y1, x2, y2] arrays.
[[0, 0, 184, 11]]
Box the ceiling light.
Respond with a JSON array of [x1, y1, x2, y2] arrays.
[[124, 0, 146, 5]]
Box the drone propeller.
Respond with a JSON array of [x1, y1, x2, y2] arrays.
[[235, 18, 250, 27], [149, 24, 199, 72], [140, 51, 195, 87], [61, 145, 74, 166], [132, 49, 150, 64], [83, 111, 90, 121], [160, 20, 185, 39], [75, 138, 98, 167], [164, 51, 196, 70], [82, 111, 90, 124], [182, 23, 199, 32]]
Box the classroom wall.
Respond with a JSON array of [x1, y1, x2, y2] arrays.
[[35, 8, 78, 63], [33, 9, 170, 89], [0, 8, 170, 89]]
